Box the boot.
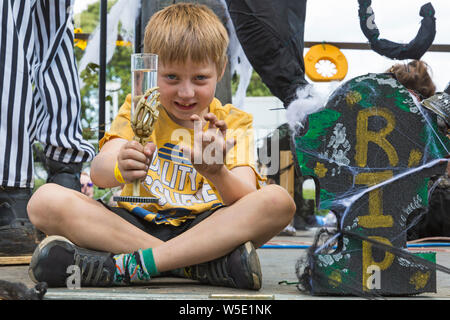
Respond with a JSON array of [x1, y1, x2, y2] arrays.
[[45, 158, 82, 192], [0, 187, 45, 256]]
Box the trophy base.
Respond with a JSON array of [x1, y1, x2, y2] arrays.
[[113, 196, 159, 204]]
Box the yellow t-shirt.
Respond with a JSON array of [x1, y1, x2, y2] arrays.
[[99, 95, 264, 226]]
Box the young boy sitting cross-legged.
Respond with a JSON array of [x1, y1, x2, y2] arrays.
[[27, 3, 295, 290]]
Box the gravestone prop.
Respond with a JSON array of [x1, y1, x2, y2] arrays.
[[294, 73, 450, 296]]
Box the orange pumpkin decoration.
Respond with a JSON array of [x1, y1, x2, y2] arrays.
[[305, 44, 348, 82]]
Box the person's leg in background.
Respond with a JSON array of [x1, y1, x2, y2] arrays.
[[0, 0, 95, 255], [33, 0, 95, 190], [0, 0, 43, 255]]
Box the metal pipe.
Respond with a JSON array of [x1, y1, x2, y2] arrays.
[[304, 41, 450, 52], [134, 3, 142, 54], [98, 0, 107, 142]]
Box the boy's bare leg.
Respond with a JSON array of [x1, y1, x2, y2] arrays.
[[28, 183, 294, 273], [27, 183, 164, 254], [152, 184, 295, 272]]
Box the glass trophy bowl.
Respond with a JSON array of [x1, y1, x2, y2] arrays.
[[131, 53, 158, 119]]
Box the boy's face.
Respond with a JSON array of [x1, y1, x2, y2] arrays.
[[157, 58, 222, 128]]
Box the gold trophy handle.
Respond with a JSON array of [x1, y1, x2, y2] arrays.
[[114, 87, 161, 204]]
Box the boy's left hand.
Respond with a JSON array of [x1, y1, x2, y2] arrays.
[[181, 113, 235, 178]]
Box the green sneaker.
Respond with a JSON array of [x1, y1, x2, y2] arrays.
[[187, 241, 262, 290]]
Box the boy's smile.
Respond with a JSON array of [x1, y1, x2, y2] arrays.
[[157, 59, 223, 129]]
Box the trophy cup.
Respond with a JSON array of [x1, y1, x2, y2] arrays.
[[113, 53, 160, 204]]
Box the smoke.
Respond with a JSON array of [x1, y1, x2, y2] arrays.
[[285, 83, 339, 134]]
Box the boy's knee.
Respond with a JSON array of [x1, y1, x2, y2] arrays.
[[27, 184, 50, 226], [260, 184, 296, 221], [27, 183, 68, 229]]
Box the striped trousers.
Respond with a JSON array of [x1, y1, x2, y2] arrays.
[[0, 0, 95, 188]]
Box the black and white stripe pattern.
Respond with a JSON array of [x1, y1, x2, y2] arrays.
[[0, 0, 95, 188]]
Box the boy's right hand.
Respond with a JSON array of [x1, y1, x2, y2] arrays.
[[117, 140, 156, 183]]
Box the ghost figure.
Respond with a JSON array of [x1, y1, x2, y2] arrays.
[[327, 123, 351, 175]]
